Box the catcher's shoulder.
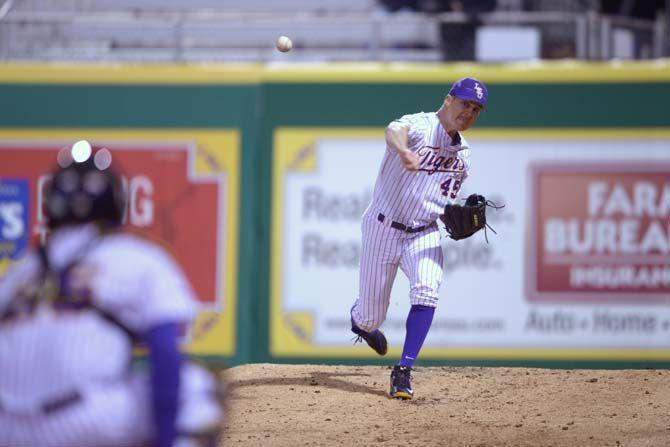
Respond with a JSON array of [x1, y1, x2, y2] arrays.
[[96, 231, 177, 264]]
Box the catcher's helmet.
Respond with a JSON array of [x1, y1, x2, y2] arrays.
[[45, 140, 125, 229]]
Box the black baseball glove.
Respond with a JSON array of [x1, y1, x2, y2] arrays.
[[440, 193, 498, 241]]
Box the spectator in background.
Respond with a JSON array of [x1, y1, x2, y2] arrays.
[[523, 0, 597, 9], [438, 0, 497, 61], [377, 0, 421, 11], [599, 0, 667, 58], [377, 0, 498, 61], [523, 0, 598, 58], [599, 0, 666, 20]]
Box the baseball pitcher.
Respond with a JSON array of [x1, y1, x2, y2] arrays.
[[0, 142, 223, 447], [350, 78, 492, 399]]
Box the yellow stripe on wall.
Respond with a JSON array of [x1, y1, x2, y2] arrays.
[[0, 62, 263, 84], [263, 60, 670, 83], [1, 60, 670, 84]]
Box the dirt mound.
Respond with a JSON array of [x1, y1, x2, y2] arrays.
[[220, 363, 670, 447]]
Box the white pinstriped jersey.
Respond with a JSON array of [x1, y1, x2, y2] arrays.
[[368, 111, 471, 227], [351, 111, 474, 330], [0, 224, 197, 415]]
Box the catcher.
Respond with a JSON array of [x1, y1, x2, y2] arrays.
[[0, 141, 224, 447]]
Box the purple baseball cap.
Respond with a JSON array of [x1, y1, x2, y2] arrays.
[[448, 77, 488, 107]]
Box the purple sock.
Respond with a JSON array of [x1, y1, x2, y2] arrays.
[[399, 304, 435, 368], [145, 322, 181, 447]]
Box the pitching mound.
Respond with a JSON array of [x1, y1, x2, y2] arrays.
[[221, 363, 669, 446]]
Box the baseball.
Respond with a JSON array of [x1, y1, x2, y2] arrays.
[[276, 35, 293, 53]]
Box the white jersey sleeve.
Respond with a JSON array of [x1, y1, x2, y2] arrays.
[[392, 113, 431, 151], [85, 234, 198, 334]]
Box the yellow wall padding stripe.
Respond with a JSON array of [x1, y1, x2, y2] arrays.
[[1, 60, 669, 84]]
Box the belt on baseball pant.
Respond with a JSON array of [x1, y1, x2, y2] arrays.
[[377, 213, 427, 233], [41, 390, 82, 414], [0, 390, 83, 415]]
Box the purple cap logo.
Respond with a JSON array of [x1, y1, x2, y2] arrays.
[[448, 77, 488, 107]]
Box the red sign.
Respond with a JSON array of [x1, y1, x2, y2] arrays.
[[527, 162, 670, 303], [0, 142, 222, 304]]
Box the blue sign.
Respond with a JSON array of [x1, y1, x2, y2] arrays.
[[0, 179, 29, 259]]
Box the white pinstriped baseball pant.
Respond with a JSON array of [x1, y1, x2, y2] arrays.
[[351, 209, 444, 333]]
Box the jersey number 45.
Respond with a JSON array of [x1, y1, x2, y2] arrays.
[[440, 178, 462, 200]]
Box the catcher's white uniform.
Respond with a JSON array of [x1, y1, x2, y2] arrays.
[[0, 224, 223, 447]]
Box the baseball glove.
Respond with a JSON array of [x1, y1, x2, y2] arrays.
[[440, 193, 499, 241]]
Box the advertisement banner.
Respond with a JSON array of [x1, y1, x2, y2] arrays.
[[529, 163, 670, 302], [0, 179, 29, 263], [0, 129, 239, 356], [271, 128, 670, 360]]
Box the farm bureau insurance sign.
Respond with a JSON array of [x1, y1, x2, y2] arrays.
[[529, 163, 670, 303]]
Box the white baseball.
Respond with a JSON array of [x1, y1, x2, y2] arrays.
[[276, 35, 293, 53]]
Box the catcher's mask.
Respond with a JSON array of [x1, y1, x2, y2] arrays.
[[45, 140, 125, 230]]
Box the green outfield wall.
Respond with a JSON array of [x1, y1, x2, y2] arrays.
[[1, 62, 670, 368]]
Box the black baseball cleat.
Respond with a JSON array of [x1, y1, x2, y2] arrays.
[[390, 365, 414, 400], [351, 320, 388, 356]]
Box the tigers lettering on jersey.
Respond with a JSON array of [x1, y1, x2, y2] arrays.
[[370, 112, 470, 227], [417, 146, 466, 175]]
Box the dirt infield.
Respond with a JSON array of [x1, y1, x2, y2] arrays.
[[221, 363, 670, 447]]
